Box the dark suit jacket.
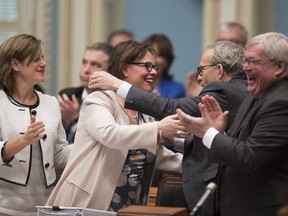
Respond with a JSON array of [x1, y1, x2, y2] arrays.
[[210, 77, 288, 216], [125, 79, 248, 216], [58, 86, 84, 142]]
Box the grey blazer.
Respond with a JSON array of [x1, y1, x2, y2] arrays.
[[124, 78, 248, 216], [210, 77, 288, 216]]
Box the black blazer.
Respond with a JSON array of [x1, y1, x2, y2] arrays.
[[210, 77, 288, 216], [58, 86, 84, 141], [125, 79, 248, 215]]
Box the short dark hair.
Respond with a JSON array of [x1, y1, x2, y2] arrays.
[[86, 42, 113, 58], [108, 40, 156, 80]]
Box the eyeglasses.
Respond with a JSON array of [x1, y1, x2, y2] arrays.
[[197, 64, 217, 76], [126, 62, 159, 72], [243, 58, 273, 66]]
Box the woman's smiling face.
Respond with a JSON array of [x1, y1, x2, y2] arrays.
[[123, 51, 158, 92]]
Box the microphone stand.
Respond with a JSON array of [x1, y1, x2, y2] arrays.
[[189, 182, 217, 216], [189, 206, 201, 216]]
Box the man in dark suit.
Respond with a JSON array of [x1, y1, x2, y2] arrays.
[[57, 42, 113, 144], [88, 41, 248, 215], [177, 32, 288, 216]]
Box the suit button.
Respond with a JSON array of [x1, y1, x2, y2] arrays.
[[31, 110, 37, 115], [45, 163, 50, 168], [43, 134, 47, 139]]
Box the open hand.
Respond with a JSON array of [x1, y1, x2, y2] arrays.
[[177, 95, 229, 138], [201, 95, 229, 133], [57, 93, 79, 126], [187, 71, 203, 96], [23, 115, 45, 144]]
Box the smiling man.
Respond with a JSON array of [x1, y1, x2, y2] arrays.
[[177, 32, 288, 216]]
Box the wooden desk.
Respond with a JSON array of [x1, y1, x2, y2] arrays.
[[118, 205, 188, 216]]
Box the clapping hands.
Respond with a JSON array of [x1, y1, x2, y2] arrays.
[[177, 95, 229, 138]]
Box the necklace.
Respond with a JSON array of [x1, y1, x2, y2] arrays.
[[117, 97, 138, 119], [124, 109, 138, 119]]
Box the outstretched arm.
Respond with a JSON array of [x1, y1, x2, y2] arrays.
[[89, 71, 123, 92]]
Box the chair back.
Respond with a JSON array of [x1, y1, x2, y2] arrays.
[[156, 175, 188, 208]]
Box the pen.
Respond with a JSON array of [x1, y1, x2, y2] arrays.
[[36, 206, 82, 211]]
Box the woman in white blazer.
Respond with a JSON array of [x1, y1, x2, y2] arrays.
[[47, 40, 185, 212], [0, 34, 71, 215]]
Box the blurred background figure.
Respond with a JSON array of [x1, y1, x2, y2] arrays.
[[187, 21, 249, 97], [186, 72, 203, 97], [142, 34, 186, 99], [57, 42, 113, 144], [107, 29, 135, 47], [215, 21, 248, 48]]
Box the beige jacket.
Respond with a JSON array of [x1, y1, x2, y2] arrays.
[[47, 90, 182, 210]]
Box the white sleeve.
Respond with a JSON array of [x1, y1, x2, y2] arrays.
[[116, 82, 132, 99], [202, 127, 219, 149]]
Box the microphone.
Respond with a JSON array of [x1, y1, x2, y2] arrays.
[[189, 182, 217, 216]]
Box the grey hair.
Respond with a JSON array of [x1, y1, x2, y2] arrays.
[[246, 32, 288, 72], [216, 22, 248, 46], [207, 41, 246, 79]]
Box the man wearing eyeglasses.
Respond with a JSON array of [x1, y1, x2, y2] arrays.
[[177, 32, 288, 216], [88, 41, 248, 216]]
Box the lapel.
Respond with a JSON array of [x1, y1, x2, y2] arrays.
[[228, 96, 256, 136]]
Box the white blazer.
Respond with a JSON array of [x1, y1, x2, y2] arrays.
[[0, 90, 70, 187]]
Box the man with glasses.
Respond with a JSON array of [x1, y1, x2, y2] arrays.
[[187, 22, 249, 97], [88, 41, 248, 216], [177, 32, 288, 216]]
